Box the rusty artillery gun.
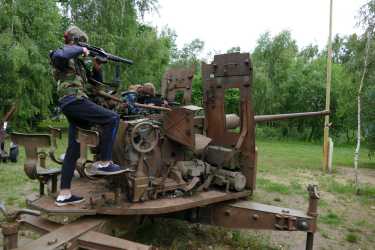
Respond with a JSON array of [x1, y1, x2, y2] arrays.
[[2, 53, 326, 250]]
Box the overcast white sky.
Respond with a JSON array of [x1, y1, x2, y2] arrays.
[[144, 0, 368, 56]]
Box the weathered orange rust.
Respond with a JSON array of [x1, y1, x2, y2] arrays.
[[202, 53, 257, 189], [161, 67, 194, 105], [3, 54, 326, 250]]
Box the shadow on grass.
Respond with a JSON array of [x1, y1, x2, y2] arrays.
[[123, 218, 278, 250]]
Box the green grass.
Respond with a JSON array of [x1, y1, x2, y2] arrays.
[[128, 219, 277, 250], [319, 211, 343, 226], [1, 135, 374, 249], [0, 154, 36, 210], [318, 175, 375, 204], [318, 176, 355, 194], [0, 136, 67, 212], [256, 139, 375, 172], [345, 233, 360, 243], [256, 177, 291, 194]]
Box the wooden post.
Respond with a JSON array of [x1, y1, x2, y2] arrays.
[[323, 0, 333, 172]]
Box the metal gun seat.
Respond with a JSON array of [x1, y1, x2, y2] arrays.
[[10, 132, 61, 196]]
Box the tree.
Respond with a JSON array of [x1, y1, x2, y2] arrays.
[[171, 38, 205, 68], [60, 0, 174, 90], [354, 0, 375, 188], [251, 31, 353, 141], [0, 0, 62, 128], [252, 31, 298, 117], [227, 46, 241, 53]]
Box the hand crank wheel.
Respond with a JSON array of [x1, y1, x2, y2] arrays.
[[130, 122, 159, 153]]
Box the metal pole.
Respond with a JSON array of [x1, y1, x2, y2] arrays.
[[323, 0, 333, 172], [2, 223, 19, 250], [306, 232, 314, 250]]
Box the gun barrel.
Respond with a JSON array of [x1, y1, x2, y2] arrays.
[[254, 110, 330, 123], [107, 54, 133, 65]]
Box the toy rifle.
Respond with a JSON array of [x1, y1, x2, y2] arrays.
[[77, 42, 134, 65], [75, 46, 169, 112]]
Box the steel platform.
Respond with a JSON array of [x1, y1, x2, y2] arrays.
[[26, 178, 250, 216]]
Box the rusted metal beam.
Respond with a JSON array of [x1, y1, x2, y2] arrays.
[[306, 185, 320, 250], [202, 53, 257, 190], [207, 201, 314, 232], [161, 67, 194, 105], [15, 218, 104, 250], [2, 222, 18, 250], [78, 231, 153, 250], [19, 215, 61, 235], [15, 216, 154, 250], [254, 110, 330, 123], [1, 203, 42, 250]]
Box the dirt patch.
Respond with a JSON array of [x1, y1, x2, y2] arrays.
[[337, 167, 375, 186], [254, 166, 375, 250]]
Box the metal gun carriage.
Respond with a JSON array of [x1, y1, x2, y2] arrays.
[[1, 53, 326, 250]]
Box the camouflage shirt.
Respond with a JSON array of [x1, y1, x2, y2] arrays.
[[50, 45, 100, 105]]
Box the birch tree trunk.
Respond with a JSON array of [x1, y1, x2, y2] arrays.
[[354, 28, 372, 191]]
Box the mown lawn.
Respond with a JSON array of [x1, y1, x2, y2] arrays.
[[253, 139, 375, 250], [256, 138, 374, 172], [0, 138, 374, 249]]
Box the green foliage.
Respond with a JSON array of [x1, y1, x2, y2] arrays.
[[363, 85, 375, 157], [37, 117, 69, 131], [256, 178, 290, 194], [170, 38, 205, 107], [171, 38, 204, 67], [341, 0, 375, 154], [251, 30, 355, 142], [0, 0, 62, 128], [0, 0, 374, 154], [320, 211, 343, 225], [227, 46, 241, 53], [0, 0, 177, 129], [191, 71, 203, 106], [224, 88, 240, 115], [60, 0, 174, 90], [131, 218, 276, 249]]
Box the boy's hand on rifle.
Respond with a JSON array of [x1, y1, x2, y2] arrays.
[[82, 47, 89, 57]]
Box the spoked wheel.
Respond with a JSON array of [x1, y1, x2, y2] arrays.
[[77, 160, 99, 180], [130, 122, 159, 154]]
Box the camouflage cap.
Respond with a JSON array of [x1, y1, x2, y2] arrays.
[[64, 25, 88, 43]]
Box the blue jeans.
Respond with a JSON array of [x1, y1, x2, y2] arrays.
[[59, 97, 119, 189]]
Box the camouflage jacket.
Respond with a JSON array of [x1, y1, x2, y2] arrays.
[[50, 45, 101, 103]]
